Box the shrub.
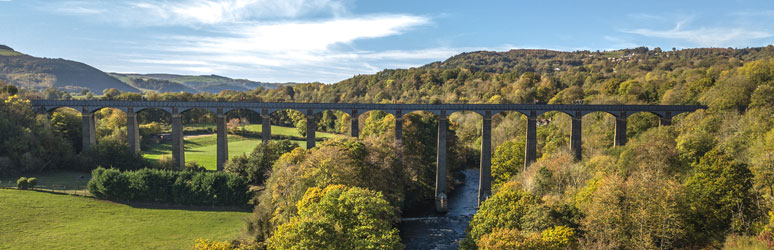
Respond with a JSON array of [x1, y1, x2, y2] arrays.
[[16, 177, 28, 189], [26, 177, 37, 188], [156, 155, 174, 170], [476, 226, 577, 250], [87, 167, 250, 206], [192, 238, 259, 250], [185, 161, 207, 172]]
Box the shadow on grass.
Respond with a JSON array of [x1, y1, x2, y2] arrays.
[[120, 201, 251, 212], [11, 188, 251, 212]]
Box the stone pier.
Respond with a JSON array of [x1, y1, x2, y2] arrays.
[[478, 111, 492, 206], [350, 110, 359, 138], [127, 107, 140, 153], [306, 111, 316, 149], [524, 111, 537, 170], [614, 112, 627, 147], [660, 111, 672, 126], [570, 111, 582, 161], [435, 111, 449, 213], [216, 108, 228, 171], [171, 108, 184, 170], [261, 109, 271, 143], [81, 107, 96, 151]]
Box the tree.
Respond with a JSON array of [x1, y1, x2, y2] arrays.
[[684, 148, 756, 244], [50, 109, 83, 152], [224, 140, 299, 185], [102, 88, 121, 99], [464, 182, 542, 247], [491, 138, 526, 187], [267, 185, 402, 250]]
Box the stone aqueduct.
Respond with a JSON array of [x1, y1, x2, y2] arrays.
[[31, 100, 705, 212]]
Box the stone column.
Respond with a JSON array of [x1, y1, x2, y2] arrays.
[[81, 107, 96, 151], [216, 108, 228, 171], [524, 110, 537, 170], [395, 111, 404, 170], [350, 109, 359, 138], [127, 107, 140, 153], [261, 109, 271, 143], [614, 111, 627, 147], [478, 111, 492, 206], [660, 111, 672, 126], [171, 108, 185, 170], [570, 111, 582, 161], [395, 110, 403, 144], [306, 111, 316, 149], [435, 111, 449, 213]]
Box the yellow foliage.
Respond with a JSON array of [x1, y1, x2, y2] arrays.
[[192, 238, 235, 250]]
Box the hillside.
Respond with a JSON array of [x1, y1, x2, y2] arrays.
[[0, 45, 138, 93], [255, 46, 774, 108], [111, 73, 287, 93]]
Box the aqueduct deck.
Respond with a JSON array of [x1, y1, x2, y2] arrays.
[[31, 100, 706, 212]]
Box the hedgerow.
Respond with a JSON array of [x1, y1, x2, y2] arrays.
[[88, 167, 250, 206]]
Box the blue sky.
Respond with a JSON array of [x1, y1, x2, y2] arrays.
[[2, 0, 774, 83]]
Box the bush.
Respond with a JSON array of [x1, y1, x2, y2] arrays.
[[26, 177, 37, 188], [15, 176, 39, 190], [87, 167, 250, 206], [185, 161, 207, 172], [16, 177, 28, 189]]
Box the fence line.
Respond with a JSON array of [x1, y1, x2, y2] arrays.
[[0, 182, 91, 197]]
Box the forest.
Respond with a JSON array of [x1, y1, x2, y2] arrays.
[[1, 46, 774, 249]]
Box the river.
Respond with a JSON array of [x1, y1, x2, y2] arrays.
[[399, 168, 480, 250]]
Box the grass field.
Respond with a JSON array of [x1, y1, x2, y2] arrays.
[[0, 170, 91, 195], [143, 125, 337, 170], [0, 189, 249, 250]]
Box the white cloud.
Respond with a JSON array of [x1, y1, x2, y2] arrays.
[[621, 16, 772, 47], [44, 0, 507, 83], [167, 15, 429, 54], [51, 0, 348, 26], [56, 6, 105, 14]]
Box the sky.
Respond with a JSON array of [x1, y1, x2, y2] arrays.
[[2, 0, 774, 83]]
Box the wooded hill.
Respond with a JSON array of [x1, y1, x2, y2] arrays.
[[0, 45, 138, 93], [0, 45, 287, 94], [273, 46, 774, 108], [109, 73, 287, 93]]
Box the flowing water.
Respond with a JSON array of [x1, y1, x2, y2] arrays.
[[399, 169, 480, 250]]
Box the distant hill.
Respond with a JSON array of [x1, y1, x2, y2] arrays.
[[110, 73, 286, 93], [0, 45, 139, 93]]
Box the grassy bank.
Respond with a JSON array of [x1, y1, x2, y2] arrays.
[[0, 189, 249, 250]]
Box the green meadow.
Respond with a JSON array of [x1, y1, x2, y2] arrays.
[[143, 124, 337, 170], [0, 189, 249, 250]]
